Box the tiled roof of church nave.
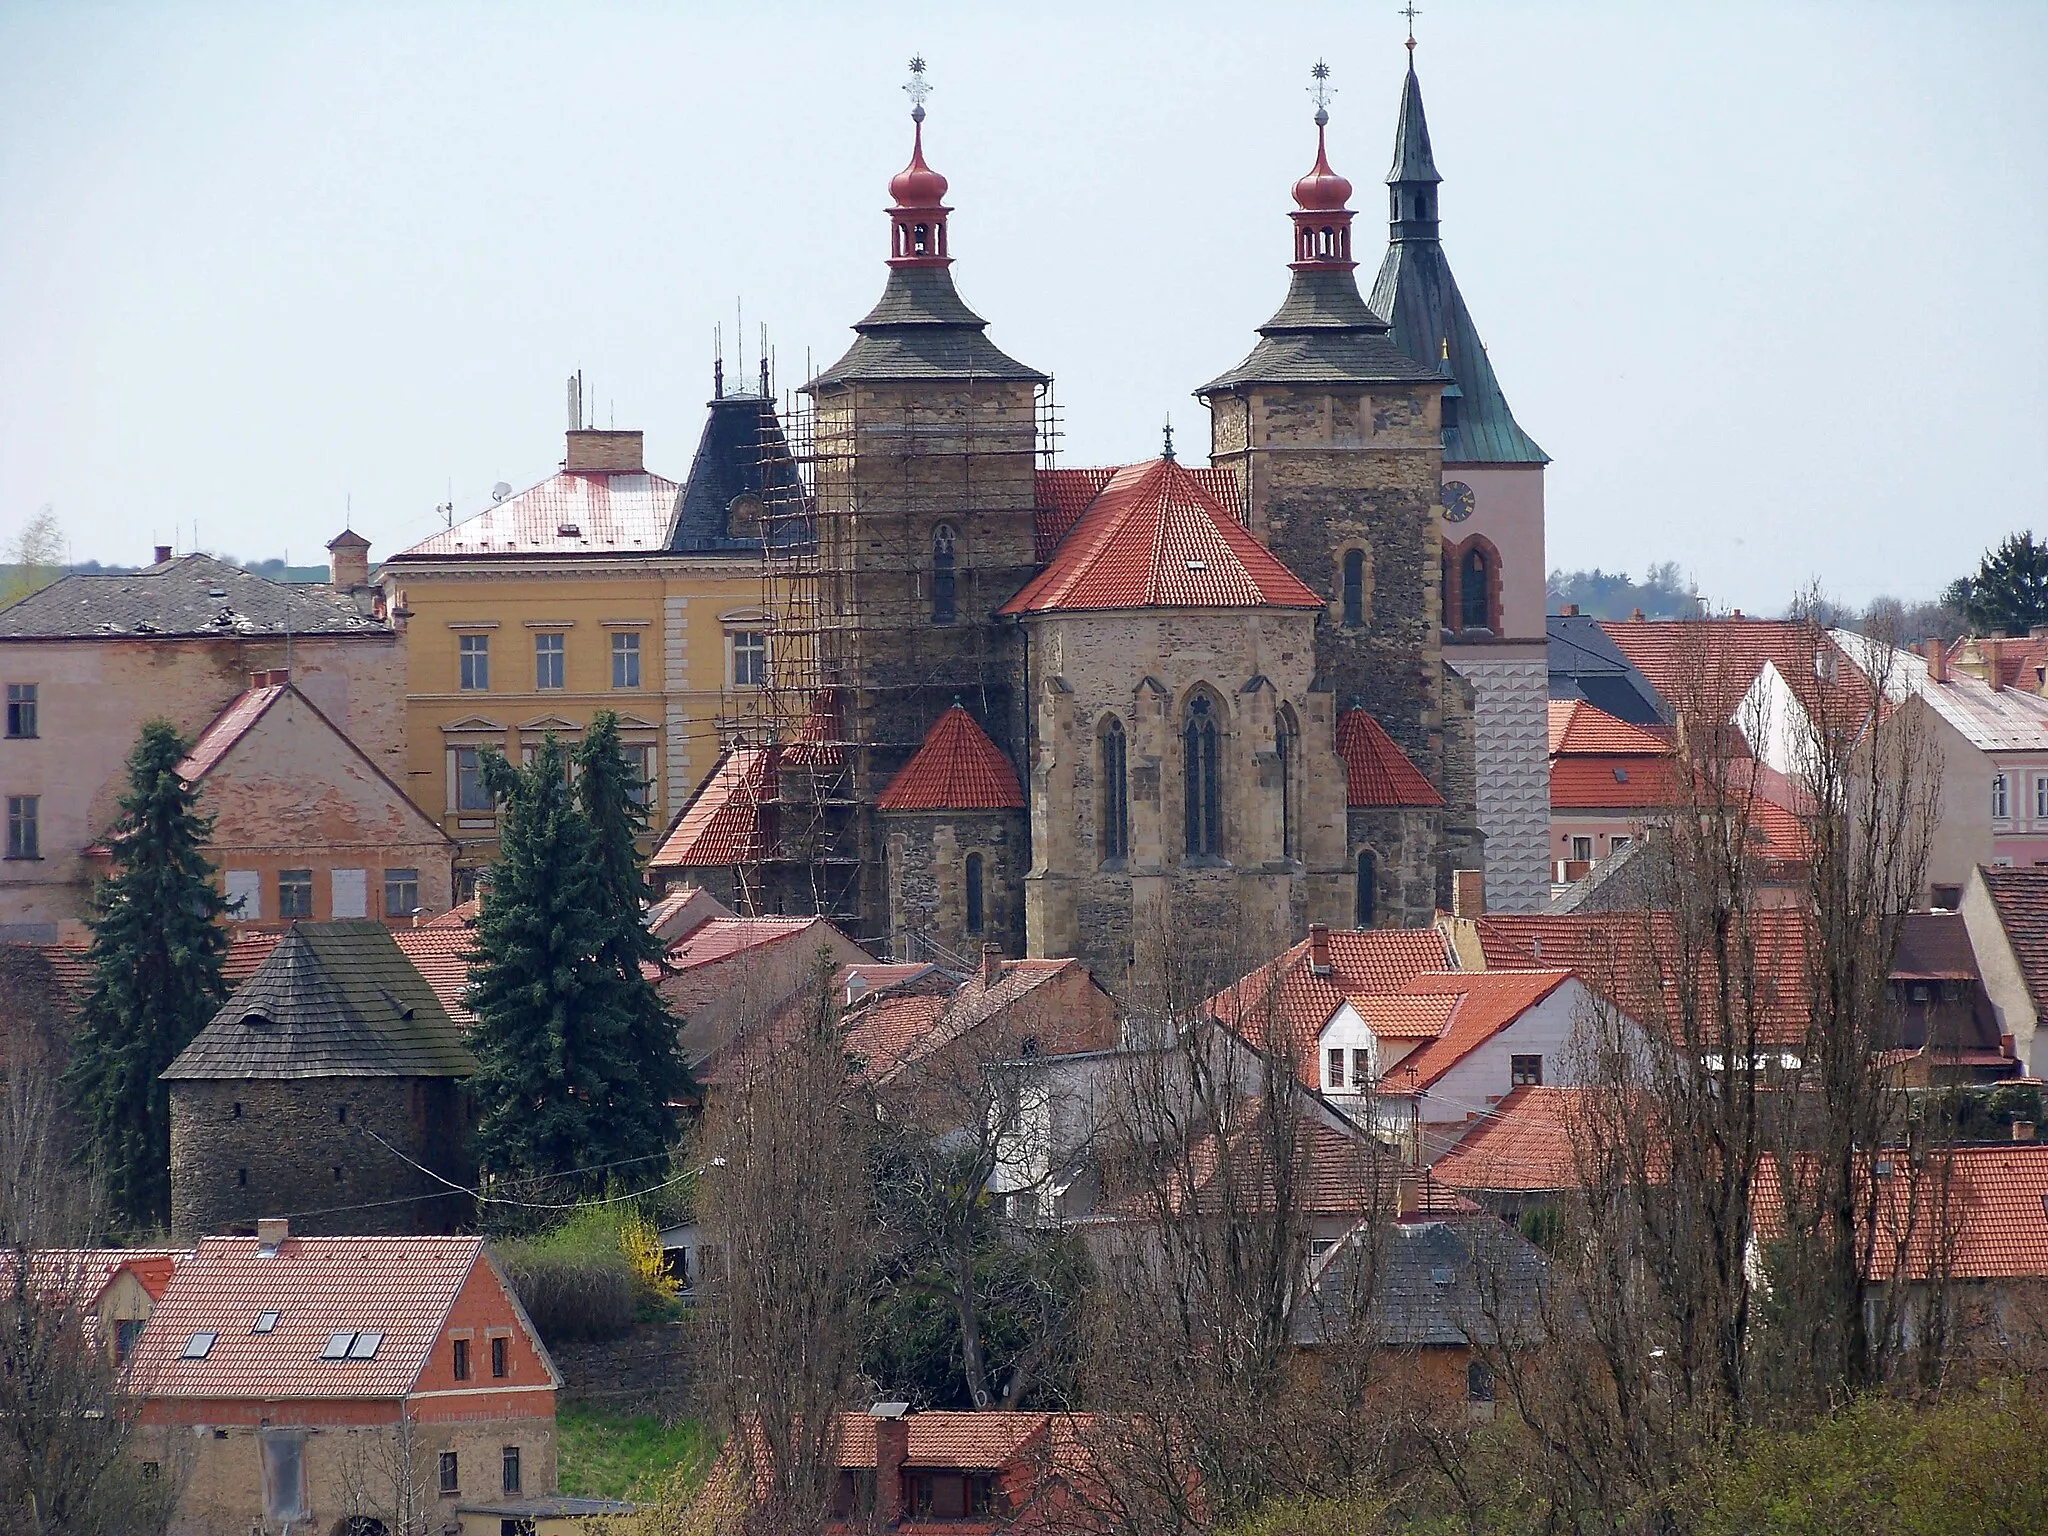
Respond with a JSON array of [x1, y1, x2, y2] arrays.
[[877, 705, 1026, 813]]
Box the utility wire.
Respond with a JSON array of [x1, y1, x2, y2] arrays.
[[359, 1127, 710, 1211]]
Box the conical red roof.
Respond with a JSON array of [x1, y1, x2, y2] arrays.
[[1336, 710, 1442, 808], [877, 706, 1024, 812]]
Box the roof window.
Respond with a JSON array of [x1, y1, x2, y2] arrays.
[[557, 522, 582, 538], [323, 1331, 383, 1360], [182, 1332, 217, 1359], [253, 1311, 279, 1334]]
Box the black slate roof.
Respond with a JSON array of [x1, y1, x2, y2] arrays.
[[808, 266, 1047, 389], [1547, 614, 1667, 724], [666, 394, 812, 553], [1198, 268, 1447, 393], [1297, 1217, 1549, 1348], [164, 922, 475, 1081], [1387, 65, 1442, 185], [0, 554, 386, 640]]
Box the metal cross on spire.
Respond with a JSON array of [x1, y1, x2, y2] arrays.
[[1400, 2, 1422, 52], [1308, 58, 1335, 126], [904, 55, 932, 121]]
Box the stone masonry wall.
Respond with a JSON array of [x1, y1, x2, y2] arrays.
[[1347, 806, 1443, 928], [882, 807, 1026, 964]]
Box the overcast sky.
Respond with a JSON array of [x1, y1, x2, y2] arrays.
[[1, 1, 2042, 611]]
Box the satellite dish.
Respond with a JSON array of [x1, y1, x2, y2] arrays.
[[491, 482, 513, 503]]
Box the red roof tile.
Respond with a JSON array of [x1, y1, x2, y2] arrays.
[[1378, 971, 1574, 1091], [389, 467, 681, 560], [1980, 867, 2048, 1018], [1350, 991, 1459, 1040], [1429, 1086, 1589, 1192], [1547, 699, 1669, 757], [392, 926, 477, 1027], [1033, 465, 1243, 564], [652, 748, 773, 867], [1600, 616, 1873, 729], [781, 690, 847, 769], [1549, 755, 1678, 809], [661, 915, 837, 973], [420, 898, 479, 929], [837, 1411, 1067, 1471], [1949, 634, 2048, 692], [877, 707, 1024, 812], [1003, 458, 1320, 615], [1336, 710, 1443, 808], [1207, 929, 1452, 1085], [177, 685, 287, 781]]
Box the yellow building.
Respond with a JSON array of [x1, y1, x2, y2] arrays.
[[378, 406, 801, 888]]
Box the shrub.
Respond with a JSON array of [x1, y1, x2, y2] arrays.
[[495, 1206, 647, 1344]]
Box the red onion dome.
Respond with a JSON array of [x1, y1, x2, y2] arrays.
[[889, 120, 949, 208], [1292, 122, 1353, 212]]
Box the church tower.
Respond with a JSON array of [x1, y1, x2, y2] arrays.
[[805, 62, 1046, 952], [1368, 45, 1551, 911]]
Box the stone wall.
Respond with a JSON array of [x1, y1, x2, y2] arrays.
[[1347, 806, 1444, 928], [168, 1075, 472, 1238], [882, 807, 1026, 963]]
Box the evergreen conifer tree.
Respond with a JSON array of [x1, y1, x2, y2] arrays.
[[64, 720, 229, 1232], [467, 735, 646, 1182], [1945, 532, 2048, 636], [573, 712, 686, 1154]]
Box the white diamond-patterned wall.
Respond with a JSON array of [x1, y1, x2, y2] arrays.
[[1453, 657, 1550, 913]]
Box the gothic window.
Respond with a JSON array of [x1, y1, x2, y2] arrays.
[[1099, 717, 1129, 864], [931, 524, 957, 625], [1355, 849, 1377, 927], [1277, 709, 1300, 860], [965, 853, 985, 936], [1183, 694, 1222, 860], [1459, 545, 1492, 632], [1342, 548, 1367, 628]]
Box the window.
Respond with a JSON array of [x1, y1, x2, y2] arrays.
[[438, 1452, 459, 1495], [2037, 776, 2048, 820], [253, 1311, 279, 1334], [330, 867, 367, 919], [1341, 549, 1366, 628], [452, 1337, 471, 1380], [277, 869, 313, 919], [322, 1333, 354, 1359], [1355, 849, 1376, 927], [1467, 1360, 1494, 1403], [455, 747, 493, 812], [1351, 1046, 1371, 1088], [225, 869, 260, 918], [1182, 694, 1221, 859], [1994, 773, 2011, 820], [534, 632, 565, 690], [623, 743, 654, 808], [502, 1444, 522, 1494], [931, 523, 957, 624], [383, 867, 420, 918], [116, 1318, 146, 1359], [1610, 835, 1632, 854], [611, 630, 641, 689], [1327, 1046, 1345, 1090], [1277, 712, 1299, 859], [1570, 836, 1594, 863], [1932, 883, 1962, 911], [1511, 1054, 1543, 1087], [1459, 546, 1491, 631], [181, 1332, 216, 1359], [730, 631, 767, 688], [491, 1335, 508, 1378], [5, 796, 37, 859], [1099, 717, 1129, 863], [965, 853, 985, 937], [260, 1432, 308, 1523], [5, 683, 35, 738], [459, 634, 490, 690], [348, 1332, 382, 1359]]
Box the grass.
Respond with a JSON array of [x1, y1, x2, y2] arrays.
[[557, 1402, 718, 1503]]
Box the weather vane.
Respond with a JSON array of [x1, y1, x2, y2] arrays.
[[1162, 417, 1176, 463], [904, 55, 932, 121], [1308, 58, 1335, 125], [1401, 2, 1421, 52]]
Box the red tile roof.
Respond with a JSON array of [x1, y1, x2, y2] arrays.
[[652, 748, 773, 867], [876, 707, 1024, 812], [388, 467, 681, 560], [1980, 867, 2048, 1017], [1377, 971, 1575, 1091], [781, 690, 847, 769], [1949, 634, 2048, 692], [837, 1411, 1069, 1471], [1350, 991, 1459, 1040], [1549, 755, 1678, 810], [1207, 929, 1452, 1084], [177, 685, 287, 781], [1034, 465, 1241, 563], [661, 915, 837, 973], [1600, 616, 1873, 728], [1003, 458, 1320, 616], [8, 1248, 188, 1308], [1336, 710, 1443, 808], [1547, 699, 1670, 757], [420, 898, 480, 929], [131, 1234, 553, 1401], [1429, 1086, 1589, 1192]]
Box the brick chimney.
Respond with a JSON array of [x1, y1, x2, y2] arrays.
[[154, 544, 173, 565], [2014, 1121, 2037, 1143], [564, 429, 645, 473], [1559, 603, 1579, 617], [255, 1217, 289, 1255], [981, 943, 1004, 991], [326, 529, 371, 590], [1987, 638, 2005, 691], [1925, 638, 1948, 684], [1453, 869, 1486, 919], [1307, 923, 1332, 976], [871, 1405, 910, 1526]]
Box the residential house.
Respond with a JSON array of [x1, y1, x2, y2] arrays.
[[1963, 864, 2048, 1075], [1545, 609, 1665, 725], [655, 913, 873, 1075], [163, 921, 477, 1239], [165, 672, 456, 927], [130, 1222, 560, 1536], [7, 1248, 183, 1367], [1545, 699, 1670, 883], [1426, 1084, 1594, 1216], [377, 409, 797, 893], [0, 546, 399, 941]]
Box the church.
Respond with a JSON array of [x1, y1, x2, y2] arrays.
[[654, 50, 1550, 987]]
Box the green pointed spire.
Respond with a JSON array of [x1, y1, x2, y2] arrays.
[[1388, 63, 1441, 187]]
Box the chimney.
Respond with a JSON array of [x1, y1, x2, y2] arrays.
[[1308, 923, 1332, 976], [1560, 603, 1579, 617], [325, 529, 371, 590], [255, 1217, 289, 1255], [1925, 638, 1948, 684], [981, 943, 1004, 991], [871, 1404, 911, 1526], [564, 429, 645, 474], [1628, 607, 1644, 622], [249, 669, 288, 690], [1987, 638, 2005, 691], [1453, 869, 1486, 919], [154, 544, 173, 565], [2014, 1121, 2037, 1143]]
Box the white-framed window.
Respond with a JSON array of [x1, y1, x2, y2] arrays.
[[623, 743, 655, 807], [330, 868, 367, 919], [1326, 1047, 1345, 1091], [1993, 773, 2011, 820], [1350, 1046, 1371, 1089], [277, 869, 314, 920], [611, 631, 640, 689], [383, 867, 419, 917], [2035, 775, 2047, 820], [5, 796, 38, 859], [1570, 836, 1594, 862], [534, 632, 565, 690], [1610, 834, 1632, 853], [458, 634, 490, 690], [5, 683, 36, 738], [729, 631, 767, 688], [225, 869, 262, 919]]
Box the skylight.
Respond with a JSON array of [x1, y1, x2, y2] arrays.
[[322, 1330, 383, 1361], [182, 1332, 216, 1359], [348, 1332, 383, 1360], [321, 1333, 354, 1359], [253, 1311, 279, 1334]]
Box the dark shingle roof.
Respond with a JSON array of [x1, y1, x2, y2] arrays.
[[1198, 268, 1446, 393], [667, 395, 811, 553], [1547, 615, 1667, 724], [0, 555, 386, 640], [164, 922, 475, 1081], [807, 266, 1046, 388], [1298, 1217, 1548, 1347]]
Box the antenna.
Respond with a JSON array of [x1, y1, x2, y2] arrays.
[[714, 322, 724, 398], [736, 298, 745, 383], [567, 373, 581, 430]]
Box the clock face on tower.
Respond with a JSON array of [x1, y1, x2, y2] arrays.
[[1440, 480, 1476, 523]]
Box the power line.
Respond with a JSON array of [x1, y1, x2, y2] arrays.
[[358, 1127, 708, 1211]]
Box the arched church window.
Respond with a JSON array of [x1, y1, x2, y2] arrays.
[[1460, 546, 1492, 632], [931, 524, 957, 624], [1099, 717, 1129, 864], [1342, 549, 1367, 628], [1183, 694, 1222, 860], [965, 853, 985, 937], [1277, 710, 1299, 860], [1356, 849, 1377, 927]]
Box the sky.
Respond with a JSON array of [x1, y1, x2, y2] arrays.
[[1, 0, 2042, 612]]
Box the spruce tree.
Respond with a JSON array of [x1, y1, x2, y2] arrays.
[[1946, 532, 2048, 636], [64, 720, 229, 1232], [467, 735, 645, 1182], [573, 712, 686, 1155]]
